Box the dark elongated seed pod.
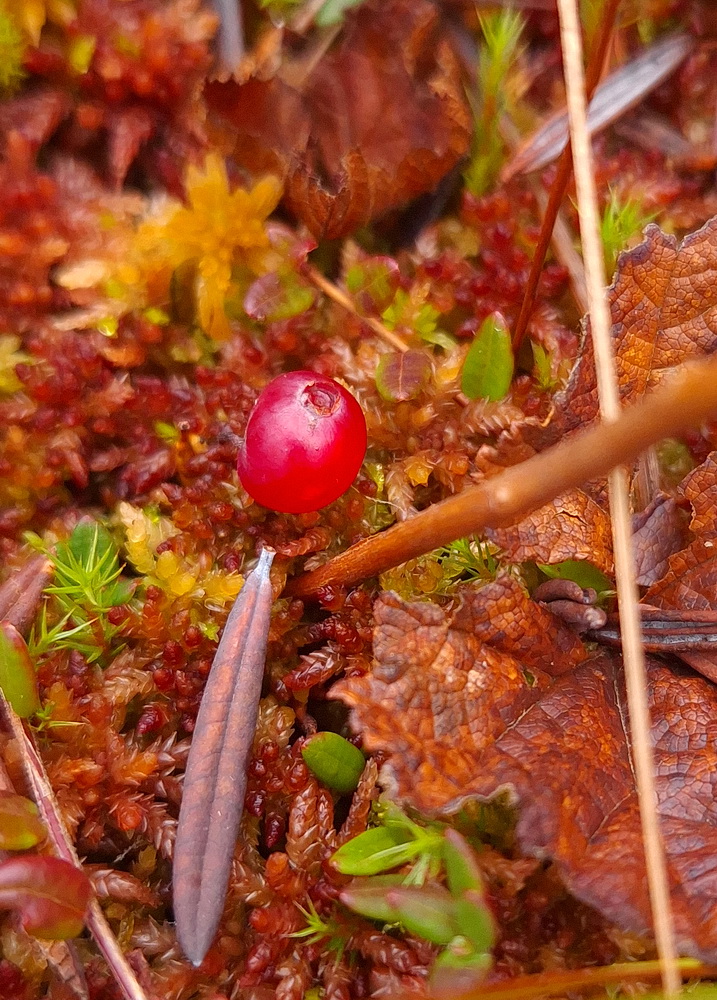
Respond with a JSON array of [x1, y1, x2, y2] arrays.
[[173, 548, 274, 965]]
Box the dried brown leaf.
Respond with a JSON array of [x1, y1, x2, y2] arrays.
[[632, 492, 686, 586], [205, 0, 470, 238], [646, 453, 717, 614], [173, 548, 275, 966], [334, 576, 587, 812], [486, 489, 613, 575], [561, 218, 717, 434], [335, 586, 717, 959]]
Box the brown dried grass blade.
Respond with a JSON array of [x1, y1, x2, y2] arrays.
[[555, 0, 679, 993], [0, 555, 53, 635], [173, 547, 275, 966], [0, 691, 149, 1000], [504, 32, 693, 180]]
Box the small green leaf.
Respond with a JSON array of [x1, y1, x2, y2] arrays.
[[385, 885, 457, 945], [0, 793, 45, 851], [537, 559, 612, 594], [461, 312, 514, 401], [531, 341, 558, 391], [430, 937, 492, 994], [243, 272, 316, 323], [331, 825, 415, 876], [340, 875, 407, 922], [453, 892, 496, 953], [0, 622, 40, 718], [345, 257, 400, 314], [442, 829, 484, 897], [316, 0, 366, 27], [301, 732, 366, 794]]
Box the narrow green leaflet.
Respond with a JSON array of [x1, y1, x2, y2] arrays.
[[538, 559, 613, 594], [384, 885, 457, 945], [316, 0, 366, 27], [331, 825, 416, 876], [461, 312, 514, 401], [0, 622, 39, 718]]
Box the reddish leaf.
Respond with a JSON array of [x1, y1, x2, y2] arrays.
[[0, 556, 53, 636], [205, 0, 470, 239], [375, 350, 432, 403], [678, 451, 717, 536], [243, 271, 316, 323], [648, 458, 717, 605], [345, 256, 401, 315], [0, 855, 91, 939]]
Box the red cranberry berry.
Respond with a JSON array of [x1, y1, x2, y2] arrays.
[[237, 371, 367, 513]]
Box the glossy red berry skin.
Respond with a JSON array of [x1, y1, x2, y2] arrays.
[[237, 371, 367, 513]]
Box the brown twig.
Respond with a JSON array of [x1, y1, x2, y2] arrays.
[[511, 0, 620, 352], [556, 0, 680, 992], [286, 352, 717, 599], [305, 265, 410, 353], [425, 958, 715, 1000]]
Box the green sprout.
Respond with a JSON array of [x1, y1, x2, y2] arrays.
[[290, 899, 347, 958], [44, 521, 132, 619], [332, 803, 444, 883], [27, 521, 133, 663], [31, 700, 84, 734], [381, 289, 455, 351], [435, 538, 499, 587], [464, 9, 525, 196], [339, 827, 495, 990], [600, 189, 655, 276], [28, 606, 98, 663]]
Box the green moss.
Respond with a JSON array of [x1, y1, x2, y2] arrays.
[[0, 3, 26, 94]]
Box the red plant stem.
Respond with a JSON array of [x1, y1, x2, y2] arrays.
[[0, 693, 149, 1000], [511, 0, 620, 352], [287, 354, 717, 599]]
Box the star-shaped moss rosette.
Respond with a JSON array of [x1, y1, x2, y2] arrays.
[[136, 154, 282, 341]]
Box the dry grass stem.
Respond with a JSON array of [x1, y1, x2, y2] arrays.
[[305, 264, 410, 353], [434, 959, 715, 1000], [511, 0, 619, 350], [555, 0, 680, 994]]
